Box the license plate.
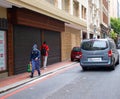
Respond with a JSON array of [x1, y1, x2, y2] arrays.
[[75, 56, 80, 58], [88, 58, 102, 62]]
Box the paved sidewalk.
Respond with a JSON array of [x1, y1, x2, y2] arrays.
[[0, 61, 77, 93]]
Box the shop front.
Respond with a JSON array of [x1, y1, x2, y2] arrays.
[[100, 24, 108, 38], [7, 7, 64, 75]]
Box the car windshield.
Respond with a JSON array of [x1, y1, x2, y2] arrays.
[[81, 40, 108, 50], [73, 47, 80, 51]]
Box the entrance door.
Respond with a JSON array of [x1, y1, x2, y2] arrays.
[[83, 32, 87, 39], [14, 25, 41, 74], [90, 34, 93, 39]]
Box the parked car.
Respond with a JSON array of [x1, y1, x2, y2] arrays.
[[80, 38, 119, 70], [71, 47, 81, 61]]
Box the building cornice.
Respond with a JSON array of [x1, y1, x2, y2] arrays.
[[6, 0, 87, 28]]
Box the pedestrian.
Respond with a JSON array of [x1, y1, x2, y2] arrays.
[[30, 44, 41, 78], [41, 41, 49, 69]]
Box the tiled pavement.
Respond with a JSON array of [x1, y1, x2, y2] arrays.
[[0, 61, 77, 93]]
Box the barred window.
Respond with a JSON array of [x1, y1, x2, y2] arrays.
[[0, 18, 8, 30]]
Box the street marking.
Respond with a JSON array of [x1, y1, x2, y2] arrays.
[[0, 64, 79, 99]]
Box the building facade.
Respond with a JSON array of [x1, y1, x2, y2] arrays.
[[110, 0, 118, 18], [87, 0, 110, 39], [0, 0, 87, 77], [87, 0, 101, 39], [100, 0, 110, 38], [117, 0, 120, 17]]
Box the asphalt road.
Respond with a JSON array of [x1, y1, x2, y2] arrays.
[[1, 52, 120, 99]]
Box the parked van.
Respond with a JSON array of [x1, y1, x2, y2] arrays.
[[80, 38, 119, 70]]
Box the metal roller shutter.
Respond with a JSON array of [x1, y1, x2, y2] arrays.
[[14, 25, 41, 74], [44, 30, 61, 65]]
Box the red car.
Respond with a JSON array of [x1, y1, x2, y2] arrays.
[[71, 47, 81, 61]]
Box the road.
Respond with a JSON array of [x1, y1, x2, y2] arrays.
[[1, 54, 120, 99]]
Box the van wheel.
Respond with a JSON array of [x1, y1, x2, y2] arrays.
[[110, 66, 115, 70], [82, 67, 88, 71], [116, 56, 119, 65], [110, 61, 115, 70]]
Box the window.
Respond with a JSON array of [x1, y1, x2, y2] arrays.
[[81, 5, 86, 20], [73, 1, 79, 17], [81, 40, 108, 50], [109, 41, 116, 49], [62, 0, 69, 13], [45, 0, 55, 5], [73, 47, 80, 51]]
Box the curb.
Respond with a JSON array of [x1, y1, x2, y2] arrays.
[[0, 62, 77, 94]]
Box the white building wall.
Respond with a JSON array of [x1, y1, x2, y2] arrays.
[[110, 0, 118, 18], [69, 0, 73, 15], [87, 0, 101, 39], [46, 0, 88, 40], [57, 0, 62, 10], [56, 0, 87, 21]]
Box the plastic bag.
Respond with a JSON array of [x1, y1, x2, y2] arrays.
[[27, 63, 32, 72]]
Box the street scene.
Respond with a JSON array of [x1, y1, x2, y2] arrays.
[[1, 0, 120, 99], [0, 50, 120, 99]]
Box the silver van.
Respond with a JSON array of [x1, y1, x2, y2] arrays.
[[80, 38, 119, 70]]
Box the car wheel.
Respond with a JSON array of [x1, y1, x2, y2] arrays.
[[71, 58, 74, 61]]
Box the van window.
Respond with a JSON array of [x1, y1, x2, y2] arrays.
[[81, 40, 108, 50], [109, 41, 116, 49]]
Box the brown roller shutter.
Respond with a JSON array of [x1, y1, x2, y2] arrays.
[[44, 30, 61, 65], [13, 25, 41, 74]]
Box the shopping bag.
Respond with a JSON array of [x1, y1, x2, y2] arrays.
[[27, 63, 32, 72]]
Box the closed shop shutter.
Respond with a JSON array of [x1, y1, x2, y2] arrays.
[[13, 25, 41, 74], [44, 30, 61, 65]]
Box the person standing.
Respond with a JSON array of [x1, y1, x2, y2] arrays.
[[30, 44, 41, 78], [41, 41, 49, 69]]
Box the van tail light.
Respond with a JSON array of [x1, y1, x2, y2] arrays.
[[108, 50, 112, 57], [80, 52, 82, 58]]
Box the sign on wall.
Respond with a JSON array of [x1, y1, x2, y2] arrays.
[[0, 31, 6, 71]]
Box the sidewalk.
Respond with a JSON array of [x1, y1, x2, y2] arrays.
[[0, 61, 77, 93]]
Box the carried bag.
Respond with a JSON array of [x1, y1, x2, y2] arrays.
[[27, 63, 32, 72], [41, 47, 46, 56]]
